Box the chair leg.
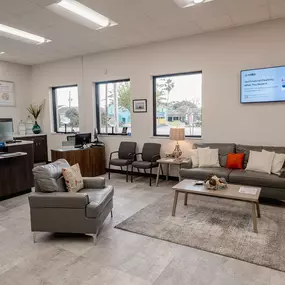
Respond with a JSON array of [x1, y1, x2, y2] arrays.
[[108, 163, 111, 179], [111, 210, 113, 218], [144, 169, 146, 174], [92, 233, 97, 245], [131, 166, 134, 183], [126, 165, 129, 182], [150, 168, 152, 186], [137, 168, 140, 173], [32, 232, 36, 243]]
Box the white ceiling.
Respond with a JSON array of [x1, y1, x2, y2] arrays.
[[0, 0, 284, 65]]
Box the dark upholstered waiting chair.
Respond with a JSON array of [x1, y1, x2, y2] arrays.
[[109, 141, 137, 182], [131, 143, 162, 186]]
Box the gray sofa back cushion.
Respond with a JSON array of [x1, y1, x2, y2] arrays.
[[193, 143, 236, 167], [33, 159, 70, 193], [236, 145, 263, 168]]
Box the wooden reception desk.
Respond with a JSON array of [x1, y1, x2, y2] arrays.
[[0, 141, 34, 200], [51, 146, 106, 177]]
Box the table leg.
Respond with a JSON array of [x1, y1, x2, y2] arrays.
[[252, 203, 258, 233], [184, 193, 188, 205], [156, 163, 161, 187], [172, 191, 179, 216], [256, 202, 261, 218], [166, 164, 170, 181]]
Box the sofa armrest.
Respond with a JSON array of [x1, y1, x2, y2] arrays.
[[181, 159, 193, 169], [83, 177, 105, 189], [28, 192, 89, 209]]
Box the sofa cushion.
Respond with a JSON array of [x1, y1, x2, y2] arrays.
[[62, 163, 84, 193], [132, 161, 158, 169], [33, 159, 70, 193], [236, 145, 263, 168], [180, 167, 232, 181], [80, 186, 114, 218], [229, 169, 285, 189], [110, 158, 133, 166], [194, 143, 236, 167]]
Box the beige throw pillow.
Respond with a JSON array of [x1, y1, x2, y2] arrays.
[[198, 148, 220, 168], [246, 150, 274, 174], [62, 163, 84, 192], [189, 147, 209, 168], [262, 150, 285, 176]]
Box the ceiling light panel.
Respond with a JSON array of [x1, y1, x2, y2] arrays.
[[0, 24, 51, 45], [174, 0, 214, 8], [48, 0, 117, 31]]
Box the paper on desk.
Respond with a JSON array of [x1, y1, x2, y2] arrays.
[[239, 187, 259, 195]]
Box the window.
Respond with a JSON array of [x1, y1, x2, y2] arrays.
[[95, 79, 131, 134], [52, 85, 80, 133], [153, 72, 202, 137]]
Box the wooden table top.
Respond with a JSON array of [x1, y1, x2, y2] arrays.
[[172, 179, 261, 202]]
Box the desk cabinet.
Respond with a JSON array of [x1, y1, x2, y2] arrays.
[[0, 143, 34, 200], [51, 146, 106, 177], [15, 135, 48, 163]]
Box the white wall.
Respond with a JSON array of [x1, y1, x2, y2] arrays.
[[0, 61, 31, 133], [31, 18, 285, 172]]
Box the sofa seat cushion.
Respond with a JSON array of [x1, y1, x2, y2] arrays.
[[110, 158, 133, 166], [229, 170, 285, 189], [132, 161, 158, 169], [79, 186, 114, 218], [180, 167, 232, 181]]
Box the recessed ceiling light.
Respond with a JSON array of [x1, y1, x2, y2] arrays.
[[0, 24, 51, 45], [52, 0, 117, 30], [0, 52, 5, 55], [174, 0, 213, 8]]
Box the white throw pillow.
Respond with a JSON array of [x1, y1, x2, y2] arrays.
[[246, 150, 274, 174], [189, 147, 209, 168], [262, 150, 285, 176], [198, 148, 220, 168]]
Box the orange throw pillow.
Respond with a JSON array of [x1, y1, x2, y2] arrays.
[[226, 153, 245, 169]]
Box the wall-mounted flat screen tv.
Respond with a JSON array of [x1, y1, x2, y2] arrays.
[[241, 65, 285, 103]]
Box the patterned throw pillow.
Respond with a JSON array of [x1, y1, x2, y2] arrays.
[[62, 163, 84, 192]]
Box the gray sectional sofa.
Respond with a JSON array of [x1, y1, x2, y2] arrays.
[[180, 143, 285, 201]]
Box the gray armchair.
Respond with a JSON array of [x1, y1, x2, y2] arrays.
[[131, 143, 162, 186], [28, 159, 114, 244]]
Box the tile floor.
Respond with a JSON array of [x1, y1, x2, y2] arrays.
[[0, 173, 284, 285]]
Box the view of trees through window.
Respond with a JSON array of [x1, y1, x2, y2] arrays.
[[96, 80, 131, 134], [52, 85, 79, 133], [154, 72, 202, 137]]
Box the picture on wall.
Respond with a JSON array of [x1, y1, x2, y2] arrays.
[[0, 81, 15, 107], [133, 99, 147, 113]]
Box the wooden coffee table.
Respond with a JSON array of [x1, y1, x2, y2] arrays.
[[172, 179, 261, 233]]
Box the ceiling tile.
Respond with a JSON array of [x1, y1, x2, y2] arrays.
[[196, 14, 233, 31], [230, 5, 270, 25]]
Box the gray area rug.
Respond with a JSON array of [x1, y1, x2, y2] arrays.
[[115, 193, 285, 272]]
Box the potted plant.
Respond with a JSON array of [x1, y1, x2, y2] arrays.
[[27, 102, 44, 134]]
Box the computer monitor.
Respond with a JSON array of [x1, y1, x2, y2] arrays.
[[0, 118, 13, 142], [75, 133, 91, 147]]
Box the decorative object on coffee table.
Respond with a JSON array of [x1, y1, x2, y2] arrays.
[[27, 101, 45, 134], [204, 174, 227, 190], [169, 127, 185, 158]]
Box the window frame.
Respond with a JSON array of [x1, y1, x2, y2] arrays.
[[51, 84, 79, 134], [95, 78, 131, 135], [152, 71, 202, 138]]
